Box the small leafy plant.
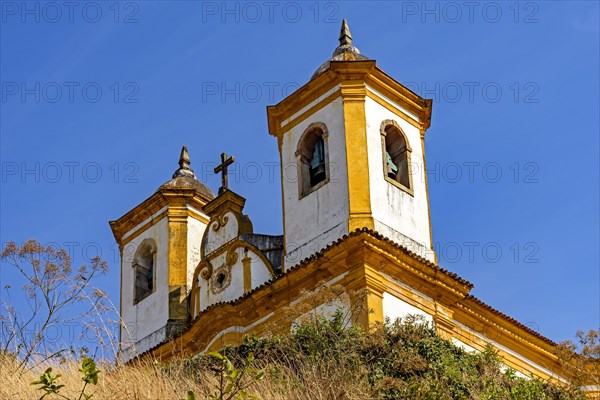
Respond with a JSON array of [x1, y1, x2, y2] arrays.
[[31, 367, 65, 399], [30, 357, 100, 400], [78, 357, 100, 400], [206, 351, 264, 400]]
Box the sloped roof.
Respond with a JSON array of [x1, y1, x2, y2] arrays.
[[132, 228, 558, 362]]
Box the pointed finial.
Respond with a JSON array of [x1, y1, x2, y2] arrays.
[[338, 19, 352, 46], [179, 146, 190, 169], [172, 145, 196, 178]]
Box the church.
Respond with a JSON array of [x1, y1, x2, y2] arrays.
[[109, 21, 592, 392]]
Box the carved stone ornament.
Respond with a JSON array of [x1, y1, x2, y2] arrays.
[[211, 213, 229, 232], [210, 264, 232, 294], [199, 260, 213, 280]]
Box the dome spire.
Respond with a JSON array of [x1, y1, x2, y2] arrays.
[[331, 19, 364, 59], [310, 19, 370, 80], [339, 19, 352, 46], [173, 145, 196, 178]]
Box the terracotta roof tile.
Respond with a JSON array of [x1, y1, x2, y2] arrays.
[[131, 228, 556, 359], [462, 293, 557, 347]]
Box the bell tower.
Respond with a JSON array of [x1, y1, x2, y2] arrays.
[[110, 146, 213, 360], [267, 20, 435, 267]]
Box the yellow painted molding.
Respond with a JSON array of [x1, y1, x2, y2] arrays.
[[267, 60, 432, 138], [367, 90, 422, 130], [147, 223, 571, 388], [110, 187, 211, 246], [276, 90, 341, 136], [119, 210, 168, 247], [419, 129, 437, 262], [341, 80, 374, 231], [167, 218, 188, 286], [243, 255, 252, 294]]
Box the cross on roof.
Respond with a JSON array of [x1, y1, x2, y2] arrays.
[[214, 152, 235, 195]]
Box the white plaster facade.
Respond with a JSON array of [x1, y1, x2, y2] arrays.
[[382, 292, 434, 325], [192, 205, 277, 314], [280, 97, 350, 266], [204, 211, 240, 255], [294, 299, 353, 328], [187, 215, 205, 290], [364, 92, 434, 262], [279, 86, 436, 267], [196, 245, 273, 311], [120, 217, 169, 356], [119, 207, 209, 358]]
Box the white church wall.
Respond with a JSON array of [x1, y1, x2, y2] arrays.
[[247, 250, 273, 289], [452, 320, 566, 382], [187, 215, 207, 292], [281, 97, 350, 266], [364, 93, 435, 262], [293, 298, 352, 328], [200, 252, 241, 308], [382, 291, 433, 325], [198, 279, 209, 312], [198, 246, 272, 310], [453, 337, 530, 379], [204, 211, 239, 255], [451, 337, 478, 353], [120, 217, 169, 354], [499, 364, 530, 379]]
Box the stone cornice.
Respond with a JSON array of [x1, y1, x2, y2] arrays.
[[267, 60, 433, 137], [137, 229, 574, 387], [109, 187, 210, 245]]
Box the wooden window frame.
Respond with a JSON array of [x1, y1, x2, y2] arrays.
[[132, 238, 157, 305], [295, 122, 330, 199], [380, 119, 414, 196]]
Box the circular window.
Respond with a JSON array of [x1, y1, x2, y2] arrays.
[[215, 272, 227, 288], [210, 267, 231, 294]]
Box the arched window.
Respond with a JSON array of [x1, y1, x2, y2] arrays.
[[381, 120, 412, 192], [132, 239, 156, 304], [296, 122, 329, 197]]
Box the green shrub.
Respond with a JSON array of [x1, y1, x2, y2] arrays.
[[163, 310, 584, 400]]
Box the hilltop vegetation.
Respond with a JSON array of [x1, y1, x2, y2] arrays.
[[0, 241, 594, 399], [1, 313, 587, 400]]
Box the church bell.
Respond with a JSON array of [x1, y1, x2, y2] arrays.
[[310, 162, 326, 186]]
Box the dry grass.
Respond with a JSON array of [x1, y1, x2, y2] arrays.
[[1, 285, 589, 400], [2, 355, 200, 400], [0, 354, 373, 400]]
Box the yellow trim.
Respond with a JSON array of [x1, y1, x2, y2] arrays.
[[110, 188, 211, 245], [267, 61, 433, 138], [267, 69, 340, 135], [380, 119, 415, 196], [365, 72, 431, 129], [119, 210, 168, 247], [149, 231, 576, 387], [226, 240, 277, 277], [278, 143, 287, 272], [243, 255, 252, 293], [200, 191, 253, 260], [166, 204, 188, 285], [420, 129, 437, 262], [341, 80, 374, 231], [367, 90, 422, 130], [276, 89, 341, 136]]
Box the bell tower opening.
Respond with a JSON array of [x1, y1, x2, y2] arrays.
[[110, 145, 215, 360], [310, 137, 326, 187], [133, 238, 156, 304], [296, 122, 330, 197], [268, 19, 434, 265], [382, 121, 412, 192]]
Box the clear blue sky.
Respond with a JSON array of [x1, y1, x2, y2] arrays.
[[1, 1, 598, 346]]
